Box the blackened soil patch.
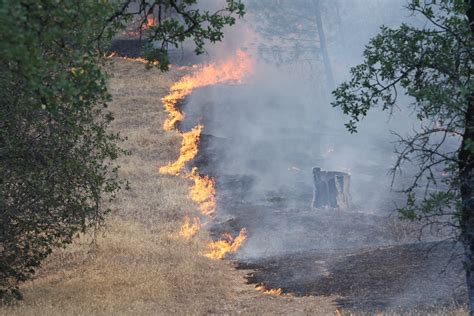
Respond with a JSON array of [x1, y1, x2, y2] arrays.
[[182, 84, 468, 313], [238, 241, 466, 312]]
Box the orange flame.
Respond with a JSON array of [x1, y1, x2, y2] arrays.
[[255, 284, 283, 296], [159, 50, 252, 258], [136, 15, 155, 32], [159, 124, 202, 175], [204, 228, 247, 260], [186, 167, 216, 216], [107, 52, 159, 66], [161, 49, 253, 131], [145, 15, 155, 29], [179, 216, 201, 239]]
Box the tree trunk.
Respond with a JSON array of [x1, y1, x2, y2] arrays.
[[460, 96, 474, 315], [314, 0, 335, 92], [334, 0, 347, 54], [460, 2, 474, 314]]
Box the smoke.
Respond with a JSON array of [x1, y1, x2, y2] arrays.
[[177, 0, 465, 307], [171, 0, 469, 308], [184, 0, 415, 214]]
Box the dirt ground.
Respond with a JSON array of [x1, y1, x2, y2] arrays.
[[0, 59, 338, 316]]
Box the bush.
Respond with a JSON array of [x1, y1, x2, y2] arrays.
[[0, 0, 124, 301]]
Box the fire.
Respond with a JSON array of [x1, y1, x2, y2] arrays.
[[159, 50, 252, 260], [143, 15, 155, 29], [204, 228, 247, 260], [255, 284, 283, 296], [161, 86, 187, 131], [179, 216, 201, 239], [161, 49, 253, 131], [106, 52, 159, 66], [186, 167, 216, 216], [159, 124, 203, 175]]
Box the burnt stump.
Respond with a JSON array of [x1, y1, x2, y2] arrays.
[[312, 167, 350, 210]]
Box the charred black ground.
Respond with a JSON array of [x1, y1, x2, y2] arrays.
[[179, 84, 468, 312]]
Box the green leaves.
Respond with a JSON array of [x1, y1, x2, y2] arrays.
[[332, 0, 472, 225], [332, 1, 470, 132], [134, 0, 245, 69], [0, 0, 125, 302], [0, 0, 246, 301]]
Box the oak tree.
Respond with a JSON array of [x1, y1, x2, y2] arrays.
[[332, 0, 474, 311], [0, 0, 244, 302]]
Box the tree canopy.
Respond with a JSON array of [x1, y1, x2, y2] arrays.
[[332, 0, 474, 310], [110, 0, 245, 70], [0, 0, 244, 302]]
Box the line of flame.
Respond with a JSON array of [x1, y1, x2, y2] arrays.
[[160, 49, 253, 131], [204, 228, 248, 260], [159, 125, 202, 175], [106, 52, 159, 66], [185, 167, 216, 216], [158, 50, 252, 258], [255, 284, 283, 296]]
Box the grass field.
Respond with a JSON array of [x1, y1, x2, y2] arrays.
[[0, 59, 337, 315]]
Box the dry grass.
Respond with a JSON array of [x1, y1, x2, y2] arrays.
[[0, 59, 336, 315], [0, 58, 468, 316]]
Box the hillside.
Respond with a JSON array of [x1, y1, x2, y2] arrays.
[[0, 59, 336, 316]]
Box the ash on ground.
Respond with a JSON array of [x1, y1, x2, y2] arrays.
[[181, 84, 467, 312]]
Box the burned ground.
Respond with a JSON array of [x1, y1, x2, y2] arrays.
[[182, 84, 469, 313], [0, 59, 340, 316], [240, 242, 466, 312]]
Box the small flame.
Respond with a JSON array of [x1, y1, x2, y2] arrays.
[[255, 284, 283, 296], [159, 124, 202, 175], [144, 15, 155, 29], [179, 216, 201, 239], [204, 228, 247, 260], [107, 52, 159, 65], [186, 167, 216, 216], [161, 50, 253, 131]]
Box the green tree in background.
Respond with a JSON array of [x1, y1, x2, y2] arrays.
[[110, 0, 245, 70], [0, 0, 244, 302], [332, 0, 474, 311]]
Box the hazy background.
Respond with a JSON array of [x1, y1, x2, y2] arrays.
[[180, 0, 421, 216]]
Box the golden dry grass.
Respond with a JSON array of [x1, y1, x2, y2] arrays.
[[0, 59, 337, 315]]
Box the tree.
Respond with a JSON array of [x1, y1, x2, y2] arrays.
[[0, 0, 244, 302], [332, 0, 474, 312], [108, 0, 245, 71], [248, 0, 337, 89]]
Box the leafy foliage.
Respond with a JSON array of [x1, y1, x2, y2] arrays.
[[332, 0, 472, 232], [247, 0, 333, 65], [0, 0, 127, 302], [0, 0, 245, 302], [109, 0, 245, 71]]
